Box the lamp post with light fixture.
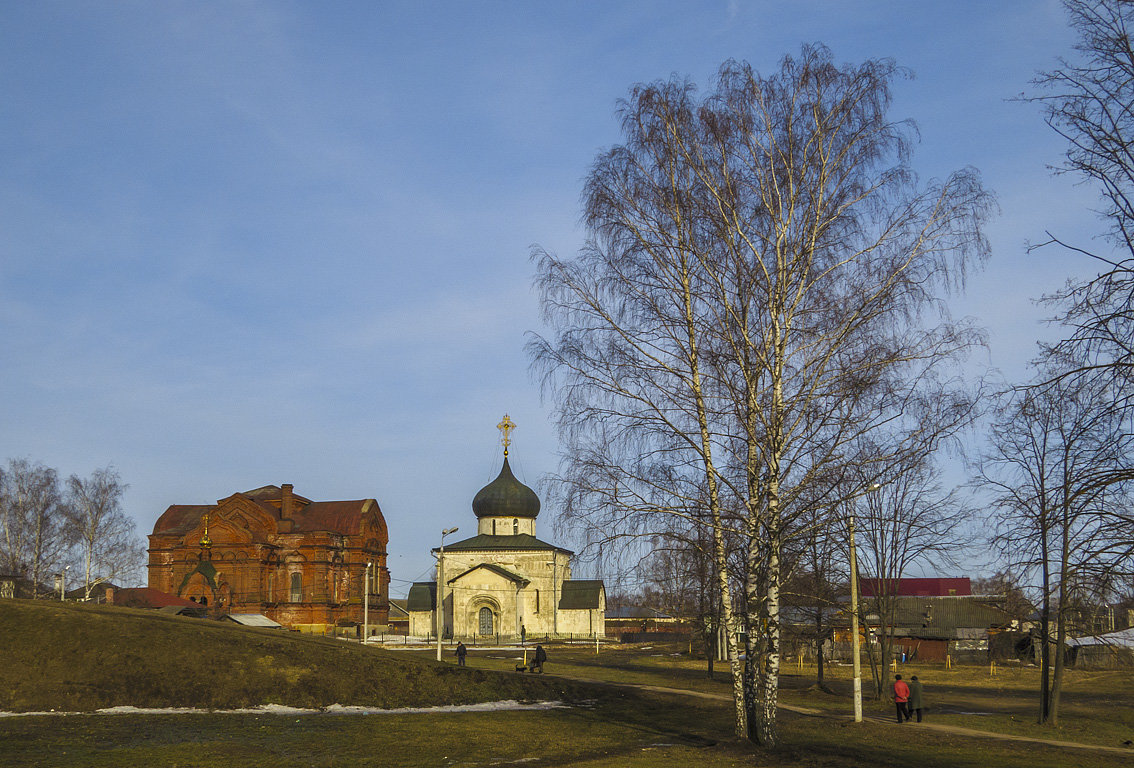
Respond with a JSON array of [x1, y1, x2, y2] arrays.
[[848, 515, 864, 722], [437, 526, 458, 661], [363, 561, 372, 644], [847, 482, 882, 723]]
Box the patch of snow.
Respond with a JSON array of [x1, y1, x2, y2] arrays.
[[97, 706, 205, 715], [0, 701, 569, 718]]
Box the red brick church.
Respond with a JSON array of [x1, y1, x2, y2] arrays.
[[147, 484, 389, 631]]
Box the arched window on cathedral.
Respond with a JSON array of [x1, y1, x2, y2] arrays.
[[290, 572, 302, 603], [513, 518, 519, 535], [492, 519, 496, 535]]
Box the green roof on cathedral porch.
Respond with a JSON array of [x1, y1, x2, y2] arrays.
[[433, 533, 572, 554]]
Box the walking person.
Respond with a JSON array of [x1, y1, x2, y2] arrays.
[[521, 624, 526, 646], [455, 641, 467, 667], [532, 643, 547, 673], [908, 675, 924, 722], [892, 674, 911, 723]]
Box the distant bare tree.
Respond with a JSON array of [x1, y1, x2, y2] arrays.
[[0, 458, 69, 594], [65, 467, 144, 596], [977, 353, 1134, 725], [781, 505, 844, 690], [971, 570, 1037, 623], [852, 456, 972, 697], [636, 511, 733, 678]]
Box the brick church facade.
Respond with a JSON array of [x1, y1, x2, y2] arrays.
[[147, 484, 389, 632]]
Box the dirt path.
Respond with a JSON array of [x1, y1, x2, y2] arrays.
[[560, 675, 1134, 756]]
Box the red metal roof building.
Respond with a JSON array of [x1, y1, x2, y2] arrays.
[[147, 484, 389, 632], [107, 586, 200, 609], [859, 577, 972, 598]]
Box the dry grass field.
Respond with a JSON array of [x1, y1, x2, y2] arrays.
[[2, 601, 1132, 767]]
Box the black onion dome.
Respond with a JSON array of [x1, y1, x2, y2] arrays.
[[472, 457, 541, 519]]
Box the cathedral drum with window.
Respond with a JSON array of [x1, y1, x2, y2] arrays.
[[407, 417, 605, 641]]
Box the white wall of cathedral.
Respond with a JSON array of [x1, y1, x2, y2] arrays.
[[430, 547, 607, 638], [409, 610, 434, 637], [477, 516, 536, 537]]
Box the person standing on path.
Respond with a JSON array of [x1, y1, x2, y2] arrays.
[[456, 641, 467, 667], [892, 674, 911, 723], [908, 675, 924, 722], [532, 643, 547, 673]]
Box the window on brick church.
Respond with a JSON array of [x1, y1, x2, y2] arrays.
[[535, 589, 540, 613], [290, 572, 302, 602], [513, 518, 518, 535]]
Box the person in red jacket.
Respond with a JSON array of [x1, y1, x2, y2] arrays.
[[892, 674, 911, 723]]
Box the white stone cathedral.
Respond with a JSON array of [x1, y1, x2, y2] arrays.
[[407, 416, 605, 641]]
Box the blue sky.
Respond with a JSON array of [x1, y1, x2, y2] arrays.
[[0, 1, 1107, 595]]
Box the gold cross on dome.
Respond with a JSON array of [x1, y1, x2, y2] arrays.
[[497, 414, 516, 456]]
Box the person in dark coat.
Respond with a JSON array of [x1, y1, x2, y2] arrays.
[[532, 643, 547, 673], [908, 675, 924, 722], [892, 674, 911, 723], [455, 641, 467, 666]]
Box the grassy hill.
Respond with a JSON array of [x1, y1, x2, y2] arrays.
[[0, 600, 581, 712]]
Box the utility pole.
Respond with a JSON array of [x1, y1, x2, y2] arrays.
[[847, 482, 882, 723], [849, 516, 863, 723]]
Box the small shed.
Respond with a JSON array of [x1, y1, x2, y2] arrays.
[[1067, 628, 1134, 669]]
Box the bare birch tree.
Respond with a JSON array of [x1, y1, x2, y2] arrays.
[[65, 466, 144, 596], [532, 45, 991, 747], [0, 458, 69, 593]]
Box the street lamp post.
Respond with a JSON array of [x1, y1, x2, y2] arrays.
[[848, 516, 863, 723], [437, 527, 458, 661], [363, 561, 372, 644], [847, 482, 882, 723]]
